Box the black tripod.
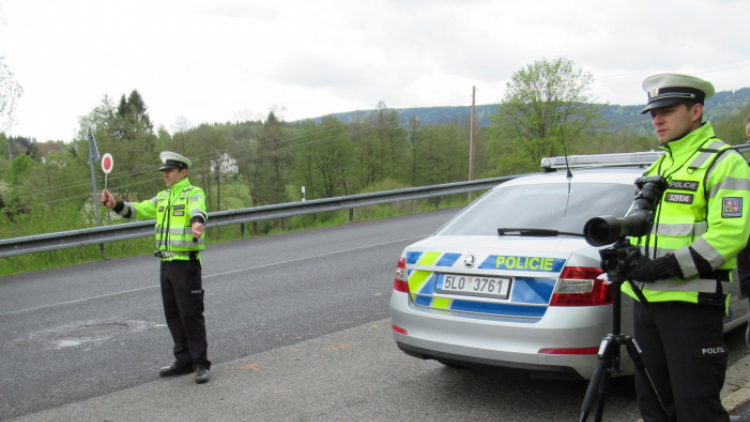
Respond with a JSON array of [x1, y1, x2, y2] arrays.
[[579, 239, 668, 422]]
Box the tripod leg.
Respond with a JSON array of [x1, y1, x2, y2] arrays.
[[623, 337, 669, 422], [579, 336, 614, 422], [593, 368, 611, 422]]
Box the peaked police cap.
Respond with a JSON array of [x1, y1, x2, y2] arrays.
[[158, 151, 192, 171], [641, 73, 715, 114]]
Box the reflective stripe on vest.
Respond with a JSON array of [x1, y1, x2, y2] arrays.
[[640, 278, 731, 294], [687, 141, 725, 169], [638, 244, 731, 293], [154, 238, 205, 248], [650, 221, 707, 237], [156, 227, 206, 246], [707, 177, 750, 199]]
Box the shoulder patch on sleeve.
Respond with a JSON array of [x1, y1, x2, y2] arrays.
[[722, 197, 742, 218]]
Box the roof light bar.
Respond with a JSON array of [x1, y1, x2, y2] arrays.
[[541, 142, 750, 170], [541, 151, 663, 169]]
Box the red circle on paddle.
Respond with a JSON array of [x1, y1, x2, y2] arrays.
[[101, 153, 114, 174]]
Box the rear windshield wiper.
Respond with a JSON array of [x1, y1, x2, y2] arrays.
[[497, 228, 583, 237]]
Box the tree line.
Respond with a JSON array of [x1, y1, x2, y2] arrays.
[[1, 57, 749, 243], [0, 92, 492, 237]]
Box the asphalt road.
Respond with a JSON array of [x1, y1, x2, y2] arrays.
[[1, 207, 748, 421], [0, 208, 454, 420]]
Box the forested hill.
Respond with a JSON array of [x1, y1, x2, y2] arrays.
[[316, 86, 750, 136]]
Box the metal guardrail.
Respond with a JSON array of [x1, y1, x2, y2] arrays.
[[6, 142, 748, 260], [0, 174, 522, 259]]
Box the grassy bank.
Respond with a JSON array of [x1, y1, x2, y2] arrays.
[[0, 193, 476, 277]]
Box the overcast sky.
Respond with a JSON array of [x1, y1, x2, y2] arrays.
[[2, 0, 749, 143]]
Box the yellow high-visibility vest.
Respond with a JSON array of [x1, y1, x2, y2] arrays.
[[123, 177, 207, 260], [623, 123, 750, 304]]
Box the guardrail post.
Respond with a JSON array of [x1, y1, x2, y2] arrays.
[[349, 208, 354, 222], [435, 196, 440, 210], [240, 222, 245, 238]]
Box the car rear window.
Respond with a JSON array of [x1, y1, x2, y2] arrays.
[[438, 182, 635, 236]]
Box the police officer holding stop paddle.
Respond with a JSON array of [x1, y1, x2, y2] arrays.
[[100, 151, 211, 384]]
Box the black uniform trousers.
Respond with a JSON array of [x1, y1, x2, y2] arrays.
[[633, 300, 728, 422], [159, 259, 211, 370], [737, 243, 750, 299]]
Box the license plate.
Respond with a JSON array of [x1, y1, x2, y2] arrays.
[[435, 274, 511, 299]]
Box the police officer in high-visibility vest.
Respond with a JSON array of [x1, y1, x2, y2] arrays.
[[621, 74, 750, 421], [100, 151, 211, 384]]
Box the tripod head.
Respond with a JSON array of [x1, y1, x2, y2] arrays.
[[598, 238, 634, 285], [597, 237, 650, 308]]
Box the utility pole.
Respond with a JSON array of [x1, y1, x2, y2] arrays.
[[468, 86, 476, 201]]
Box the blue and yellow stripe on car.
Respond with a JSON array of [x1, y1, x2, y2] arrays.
[[406, 251, 461, 267], [405, 251, 563, 318]]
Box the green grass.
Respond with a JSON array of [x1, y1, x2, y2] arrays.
[[0, 193, 478, 277]]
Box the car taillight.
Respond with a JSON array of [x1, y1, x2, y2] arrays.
[[394, 258, 409, 293], [549, 266, 611, 306]]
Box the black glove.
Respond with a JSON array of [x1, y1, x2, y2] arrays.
[[628, 255, 660, 283], [623, 247, 677, 283]]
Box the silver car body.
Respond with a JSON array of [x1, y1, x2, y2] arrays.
[[390, 167, 748, 380]]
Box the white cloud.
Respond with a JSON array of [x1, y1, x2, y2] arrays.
[[1, 0, 749, 142]]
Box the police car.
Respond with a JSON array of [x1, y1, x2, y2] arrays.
[[389, 151, 749, 380]]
